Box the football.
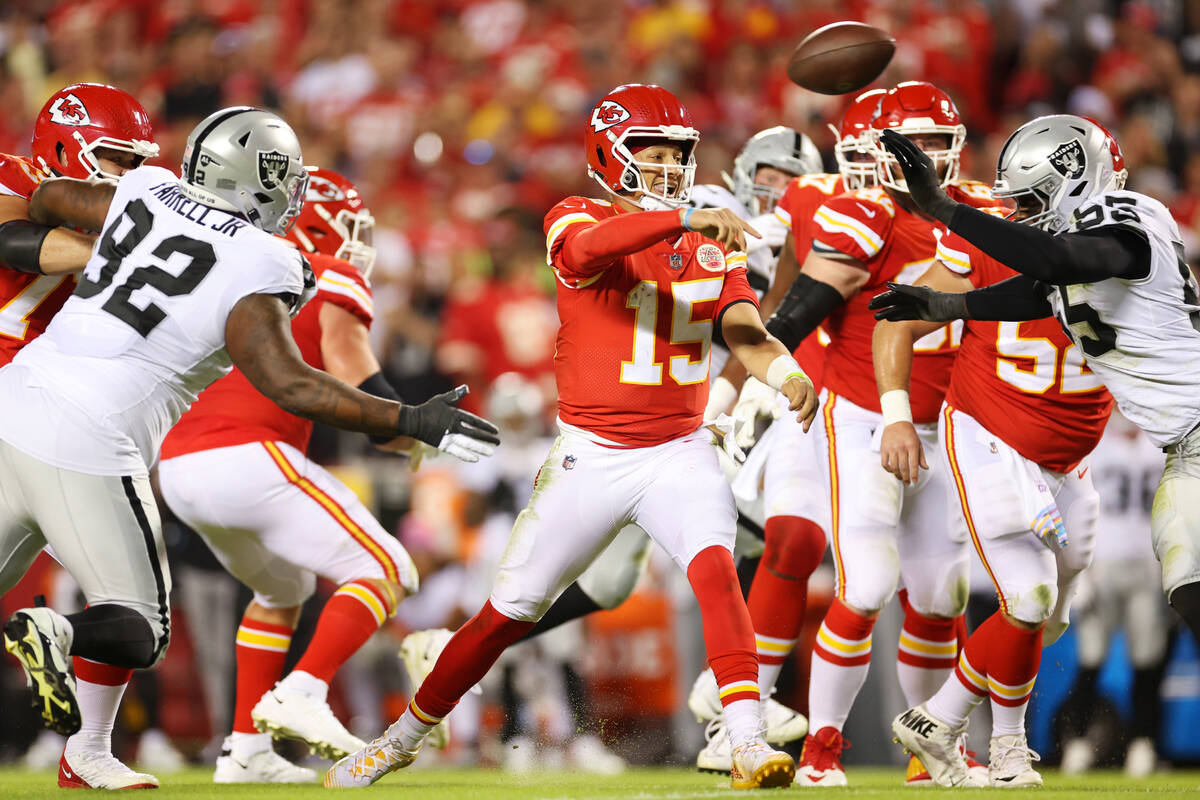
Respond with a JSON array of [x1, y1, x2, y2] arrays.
[[787, 21, 896, 95]]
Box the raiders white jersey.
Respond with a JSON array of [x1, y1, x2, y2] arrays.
[[1089, 415, 1164, 563], [1047, 189, 1200, 448], [0, 165, 304, 475]]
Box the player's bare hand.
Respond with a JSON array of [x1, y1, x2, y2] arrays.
[[880, 421, 927, 484], [685, 207, 761, 252], [782, 374, 818, 432]]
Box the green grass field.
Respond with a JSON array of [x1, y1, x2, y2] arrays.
[[3, 766, 1200, 798]]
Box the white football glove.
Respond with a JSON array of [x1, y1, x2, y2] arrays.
[[703, 376, 739, 423], [731, 377, 781, 449], [706, 412, 747, 464]]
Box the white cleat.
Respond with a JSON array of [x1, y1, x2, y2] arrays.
[[687, 668, 806, 744], [213, 736, 317, 784], [1124, 737, 1156, 778], [135, 729, 186, 772], [252, 683, 365, 760], [988, 734, 1042, 787], [567, 734, 626, 774], [890, 704, 970, 787], [59, 749, 159, 790], [696, 718, 733, 774], [729, 739, 795, 790], [323, 727, 419, 788], [4, 607, 79, 736], [399, 628, 456, 750]]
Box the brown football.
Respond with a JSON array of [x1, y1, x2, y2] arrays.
[[787, 21, 896, 95]]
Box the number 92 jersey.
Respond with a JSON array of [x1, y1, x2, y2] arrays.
[[1049, 190, 1200, 447], [0, 165, 304, 475], [545, 196, 758, 447]]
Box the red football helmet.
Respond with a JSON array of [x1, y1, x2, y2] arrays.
[[827, 89, 886, 190], [32, 83, 158, 181], [1082, 116, 1129, 189], [870, 81, 966, 192], [285, 168, 376, 276], [585, 84, 699, 207]]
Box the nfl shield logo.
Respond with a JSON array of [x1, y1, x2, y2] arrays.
[[562, 454, 577, 470], [669, 253, 683, 270], [257, 149, 290, 190]]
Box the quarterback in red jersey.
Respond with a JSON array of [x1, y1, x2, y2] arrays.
[[0, 83, 158, 368], [157, 169, 435, 784], [0, 83, 162, 791], [327, 84, 816, 791], [874, 176, 1117, 786], [760, 82, 999, 787]]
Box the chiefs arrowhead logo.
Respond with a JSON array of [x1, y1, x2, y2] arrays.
[[48, 93, 91, 126], [590, 100, 630, 133], [306, 174, 346, 203]]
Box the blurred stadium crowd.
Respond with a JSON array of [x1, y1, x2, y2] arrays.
[[2, 0, 1200, 774]]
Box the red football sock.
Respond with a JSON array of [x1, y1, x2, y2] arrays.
[[688, 545, 758, 705], [73, 657, 132, 686], [952, 609, 998, 698], [413, 601, 533, 721], [747, 515, 825, 685], [985, 613, 1042, 735], [808, 597, 876, 731], [896, 591, 958, 707], [233, 618, 293, 733], [293, 580, 393, 683]]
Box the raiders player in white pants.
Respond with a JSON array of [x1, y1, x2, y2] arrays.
[[873, 116, 1200, 782], [0, 107, 498, 788]]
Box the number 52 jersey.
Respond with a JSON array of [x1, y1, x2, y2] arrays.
[[0, 165, 304, 475], [545, 196, 758, 447], [1048, 190, 1200, 447]]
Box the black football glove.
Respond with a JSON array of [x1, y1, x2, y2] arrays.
[[395, 384, 501, 463], [868, 281, 968, 323], [879, 129, 960, 224]]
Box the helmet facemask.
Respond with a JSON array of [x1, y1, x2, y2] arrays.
[[74, 133, 159, 181], [828, 123, 877, 191], [874, 127, 964, 193], [596, 126, 698, 209], [321, 204, 377, 277]]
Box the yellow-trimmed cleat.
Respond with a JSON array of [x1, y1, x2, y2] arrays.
[[323, 729, 419, 789], [4, 608, 79, 736], [730, 740, 795, 790]]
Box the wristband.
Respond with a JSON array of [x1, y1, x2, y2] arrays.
[[765, 354, 807, 392], [880, 389, 913, 426], [680, 206, 696, 231], [357, 371, 403, 444]]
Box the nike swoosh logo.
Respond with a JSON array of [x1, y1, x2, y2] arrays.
[[855, 202, 877, 218], [1077, 467, 1089, 479], [63, 768, 72, 779]]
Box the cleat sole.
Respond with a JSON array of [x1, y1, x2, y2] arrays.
[[4, 616, 80, 736], [253, 718, 348, 761]]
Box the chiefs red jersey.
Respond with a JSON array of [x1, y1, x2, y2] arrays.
[[546, 196, 759, 447], [160, 253, 374, 458], [774, 173, 845, 390], [812, 181, 995, 423], [938, 232, 1113, 472], [0, 153, 77, 366]]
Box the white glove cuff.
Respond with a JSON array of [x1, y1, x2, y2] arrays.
[[880, 389, 913, 426], [765, 354, 807, 392], [707, 376, 738, 419]]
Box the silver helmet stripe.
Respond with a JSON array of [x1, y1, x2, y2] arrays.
[[186, 106, 256, 183]]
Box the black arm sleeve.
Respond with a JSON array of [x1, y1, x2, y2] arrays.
[[357, 371, 404, 444], [764, 272, 845, 351], [948, 204, 1150, 283], [962, 274, 1054, 321], [0, 219, 52, 274]]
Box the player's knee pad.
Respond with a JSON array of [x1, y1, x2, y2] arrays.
[[68, 603, 162, 669], [762, 516, 825, 582], [1006, 580, 1058, 626], [901, 550, 970, 619], [1060, 491, 1099, 575], [251, 570, 317, 610], [838, 531, 899, 614]]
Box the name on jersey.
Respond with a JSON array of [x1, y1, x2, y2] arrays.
[[150, 182, 247, 237]]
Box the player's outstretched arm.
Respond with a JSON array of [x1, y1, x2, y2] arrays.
[[765, 249, 866, 351], [28, 177, 116, 234], [227, 293, 500, 461], [0, 195, 97, 276], [721, 301, 818, 431], [872, 262, 971, 484], [318, 302, 417, 453], [870, 273, 1053, 323], [879, 129, 1151, 283]]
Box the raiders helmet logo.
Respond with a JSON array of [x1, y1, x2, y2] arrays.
[[48, 94, 91, 126], [257, 150, 291, 190], [1049, 140, 1086, 180], [306, 174, 346, 203], [590, 100, 631, 132]]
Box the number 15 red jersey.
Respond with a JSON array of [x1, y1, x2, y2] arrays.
[[546, 197, 758, 447]]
